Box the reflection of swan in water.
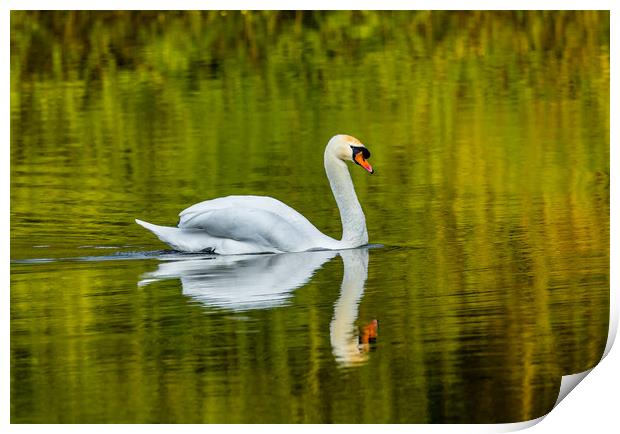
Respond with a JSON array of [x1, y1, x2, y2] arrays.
[[139, 248, 376, 365], [330, 248, 377, 367], [139, 250, 337, 311]]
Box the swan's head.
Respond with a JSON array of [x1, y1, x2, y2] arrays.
[[326, 134, 374, 174]]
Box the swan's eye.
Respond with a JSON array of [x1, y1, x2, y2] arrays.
[[351, 146, 371, 159]]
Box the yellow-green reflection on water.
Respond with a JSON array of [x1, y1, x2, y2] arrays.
[[11, 11, 609, 423]]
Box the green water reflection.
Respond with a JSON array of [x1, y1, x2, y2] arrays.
[[11, 11, 609, 423]]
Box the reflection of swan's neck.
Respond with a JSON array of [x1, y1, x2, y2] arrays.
[[324, 153, 368, 247], [330, 249, 369, 366]]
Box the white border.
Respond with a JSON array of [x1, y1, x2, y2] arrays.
[[3, 2, 617, 433]]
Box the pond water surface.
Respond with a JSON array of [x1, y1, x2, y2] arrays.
[[10, 11, 609, 423]]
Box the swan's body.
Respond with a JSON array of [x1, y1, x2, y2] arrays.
[[136, 134, 374, 254]]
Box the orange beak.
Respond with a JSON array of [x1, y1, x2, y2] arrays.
[[354, 152, 374, 174]]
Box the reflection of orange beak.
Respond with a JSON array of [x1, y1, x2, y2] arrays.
[[360, 319, 378, 344], [354, 152, 374, 174]]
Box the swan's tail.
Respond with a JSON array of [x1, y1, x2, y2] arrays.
[[135, 219, 179, 247], [135, 219, 215, 253], [135, 218, 174, 239]]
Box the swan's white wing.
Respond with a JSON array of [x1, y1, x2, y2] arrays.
[[178, 195, 335, 252], [179, 195, 315, 229]]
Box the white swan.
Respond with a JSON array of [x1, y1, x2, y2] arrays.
[[135, 134, 374, 254]]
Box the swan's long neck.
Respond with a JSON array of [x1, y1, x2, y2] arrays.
[[324, 152, 368, 247]]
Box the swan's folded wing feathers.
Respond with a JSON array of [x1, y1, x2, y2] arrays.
[[179, 196, 320, 233], [176, 195, 336, 252], [179, 195, 308, 225], [178, 206, 306, 251]]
